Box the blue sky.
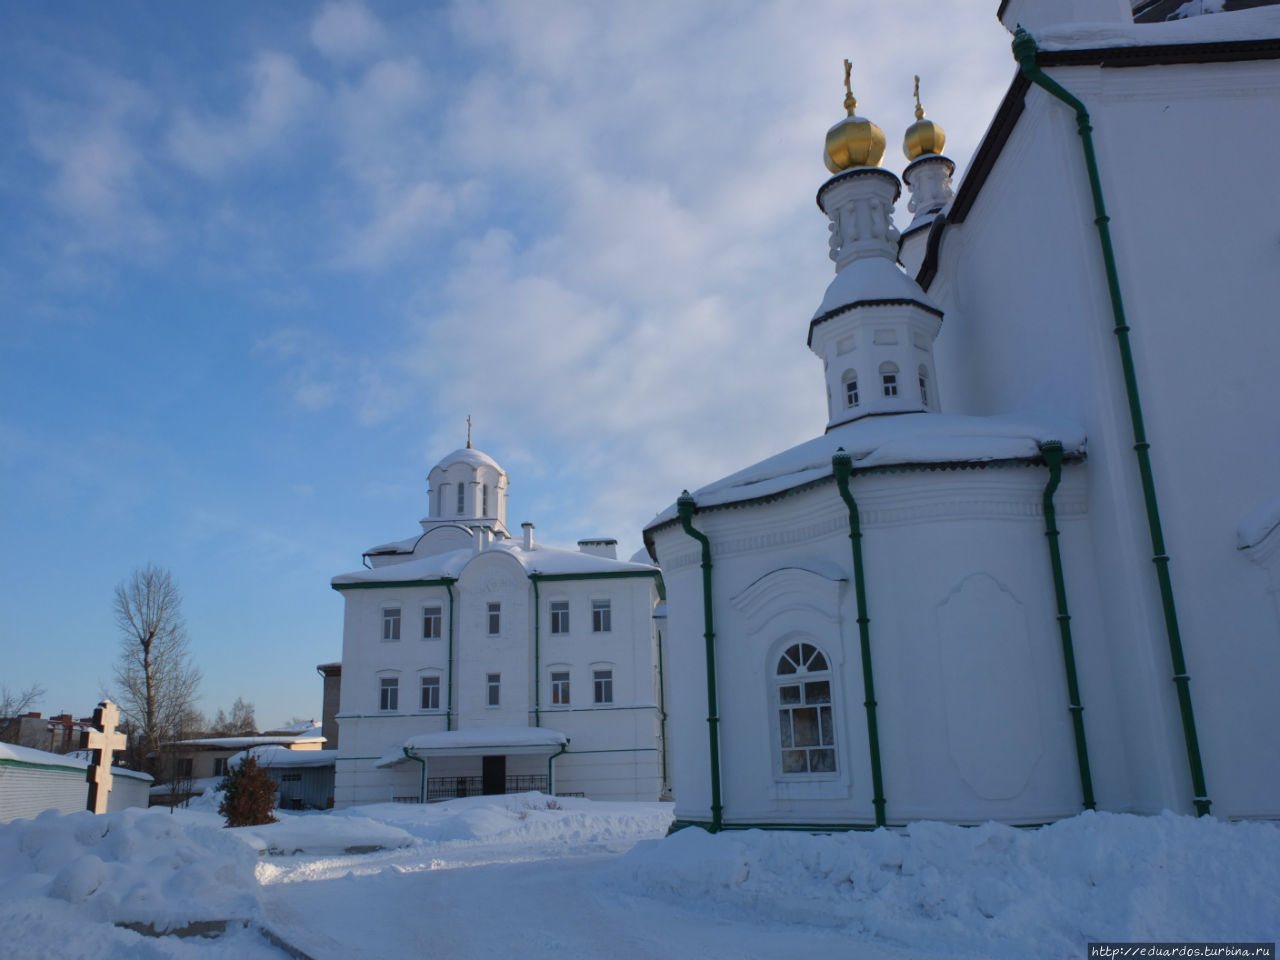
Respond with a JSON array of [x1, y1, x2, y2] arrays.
[[1, 2, 1014, 729]]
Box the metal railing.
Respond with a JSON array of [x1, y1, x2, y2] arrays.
[[421, 774, 549, 801]]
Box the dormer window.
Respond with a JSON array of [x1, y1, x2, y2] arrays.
[[880, 361, 899, 398], [843, 371, 859, 408], [918, 365, 930, 406]]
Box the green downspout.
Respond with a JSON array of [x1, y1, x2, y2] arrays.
[[1040, 441, 1096, 810], [657, 627, 670, 795], [445, 581, 456, 731], [532, 576, 542, 727], [677, 492, 723, 832], [403, 747, 426, 803], [1014, 30, 1210, 816], [831, 450, 887, 828], [547, 741, 568, 795]]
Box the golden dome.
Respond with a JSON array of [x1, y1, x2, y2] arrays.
[[903, 75, 946, 161], [824, 60, 886, 174]]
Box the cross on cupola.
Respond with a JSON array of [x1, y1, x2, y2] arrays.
[[80, 701, 128, 814], [809, 63, 945, 431]]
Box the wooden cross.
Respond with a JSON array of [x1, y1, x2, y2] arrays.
[[80, 701, 127, 814]]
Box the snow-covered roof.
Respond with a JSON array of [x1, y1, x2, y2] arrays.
[[1237, 496, 1280, 550], [811, 256, 942, 325], [334, 539, 659, 587], [646, 412, 1086, 529], [1036, 5, 1280, 50], [432, 447, 504, 473], [165, 731, 325, 750], [231, 745, 336, 769], [0, 742, 152, 781], [263, 721, 321, 736], [377, 726, 568, 766], [365, 533, 423, 556]]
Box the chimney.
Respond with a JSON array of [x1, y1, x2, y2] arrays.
[[577, 538, 618, 560], [521, 522, 535, 551]]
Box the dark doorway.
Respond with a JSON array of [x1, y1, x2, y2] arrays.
[[482, 755, 506, 795]]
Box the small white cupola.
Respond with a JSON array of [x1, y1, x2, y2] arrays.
[[808, 61, 944, 432], [901, 76, 955, 233], [424, 441, 509, 537]]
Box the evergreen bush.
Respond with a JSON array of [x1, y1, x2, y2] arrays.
[[218, 756, 279, 827]]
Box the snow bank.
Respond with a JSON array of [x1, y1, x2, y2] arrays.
[[1036, 5, 1280, 50], [612, 812, 1280, 959], [243, 815, 415, 856], [0, 806, 260, 931]]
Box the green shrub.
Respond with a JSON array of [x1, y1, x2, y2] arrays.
[[218, 756, 279, 827]]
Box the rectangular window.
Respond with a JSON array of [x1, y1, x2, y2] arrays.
[[551, 671, 570, 706], [420, 676, 440, 710], [845, 379, 859, 407], [422, 605, 442, 640], [882, 373, 898, 397], [212, 757, 228, 778], [383, 607, 401, 641], [592, 599, 611, 633], [280, 772, 302, 783], [457, 482, 465, 514], [176, 757, 193, 778], [482, 485, 489, 515], [593, 669, 613, 705], [380, 677, 399, 711], [550, 600, 570, 634], [487, 602, 501, 635], [487, 673, 501, 707]]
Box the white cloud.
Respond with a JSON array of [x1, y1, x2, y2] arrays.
[[311, 2, 388, 62], [168, 51, 320, 177]]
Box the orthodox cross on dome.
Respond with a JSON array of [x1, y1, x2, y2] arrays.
[[80, 701, 127, 814], [843, 58, 856, 116], [466, 415, 472, 449], [914, 75, 924, 121]]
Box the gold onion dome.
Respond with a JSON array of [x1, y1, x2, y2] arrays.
[[903, 75, 946, 161], [824, 59, 886, 173]]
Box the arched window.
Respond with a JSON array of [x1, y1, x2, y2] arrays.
[[775, 642, 837, 774], [842, 370, 859, 408], [879, 361, 899, 398], [482, 484, 489, 516], [456, 482, 465, 515], [918, 365, 930, 406]]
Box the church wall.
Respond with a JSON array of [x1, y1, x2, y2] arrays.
[[653, 462, 1120, 827], [454, 553, 532, 729], [930, 57, 1280, 818]]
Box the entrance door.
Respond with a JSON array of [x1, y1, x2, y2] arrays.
[[482, 755, 506, 795]]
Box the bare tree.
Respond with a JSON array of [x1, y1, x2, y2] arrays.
[[0, 682, 47, 743], [112, 564, 202, 774], [210, 698, 256, 736]]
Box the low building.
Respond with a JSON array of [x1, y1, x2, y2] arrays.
[[0, 742, 151, 823], [232, 744, 336, 810]]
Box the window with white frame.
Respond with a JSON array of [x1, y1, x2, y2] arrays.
[[487, 602, 501, 635], [843, 370, 859, 408], [382, 607, 401, 641], [775, 642, 837, 774], [550, 600, 570, 634], [212, 757, 228, 778], [486, 673, 501, 706], [592, 599, 611, 633], [380, 677, 399, 711], [880, 361, 899, 398], [457, 482, 465, 514], [422, 605, 442, 640], [420, 675, 440, 710], [918, 365, 929, 406], [551, 671, 570, 706], [593, 669, 614, 704]]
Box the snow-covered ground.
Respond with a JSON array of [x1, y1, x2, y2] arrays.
[[0, 794, 1276, 959]]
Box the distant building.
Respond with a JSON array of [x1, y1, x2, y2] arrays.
[[331, 446, 667, 807], [153, 723, 325, 806], [316, 662, 341, 750]]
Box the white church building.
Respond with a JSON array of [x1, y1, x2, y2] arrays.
[[331, 445, 668, 807], [645, 1, 1280, 831]]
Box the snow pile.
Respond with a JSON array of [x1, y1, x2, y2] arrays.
[[613, 812, 1280, 959], [244, 815, 415, 856], [0, 806, 261, 931], [333, 792, 672, 847]]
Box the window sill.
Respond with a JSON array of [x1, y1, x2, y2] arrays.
[[768, 776, 849, 801]]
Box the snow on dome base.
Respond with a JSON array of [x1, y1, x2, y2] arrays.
[[432, 447, 504, 473]]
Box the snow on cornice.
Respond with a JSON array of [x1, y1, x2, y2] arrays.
[[645, 412, 1086, 529], [1036, 6, 1280, 50]]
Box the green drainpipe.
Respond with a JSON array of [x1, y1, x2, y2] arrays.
[[403, 747, 426, 803], [547, 741, 568, 795], [657, 627, 670, 795], [532, 576, 542, 727], [445, 580, 456, 732], [1040, 441, 1096, 811], [677, 491, 723, 832], [831, 449, 887, 828], [1014, 29, 1210, 816]]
